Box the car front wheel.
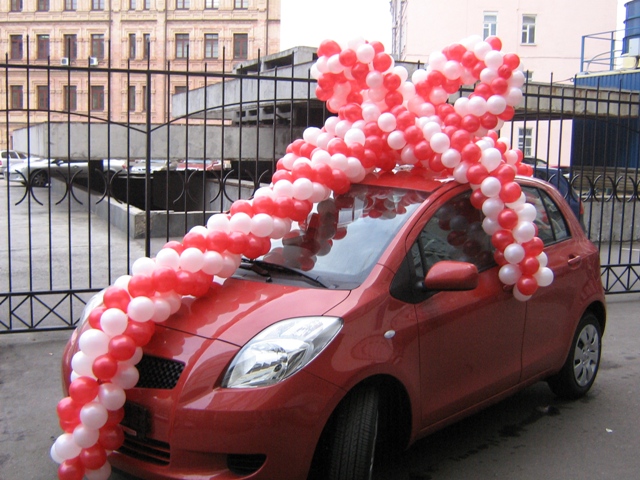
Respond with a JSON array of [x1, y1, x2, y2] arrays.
[[30, 170, 49, 187], [548, 312, 602, 399]]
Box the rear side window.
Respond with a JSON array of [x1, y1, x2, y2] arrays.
[[522, 186, 570, 245]]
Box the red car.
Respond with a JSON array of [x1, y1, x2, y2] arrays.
[[62, 169, 605, 480]]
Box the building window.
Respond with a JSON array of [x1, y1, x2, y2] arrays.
[[37, 86, 49, 110], [10, 36, 23, 60], [10, 86, 23, 109], [63, 35, 77, 60], [142, 85, 147, 111], [175, 34, 189, 59], [522, 15, 536, 44], [10, 0, 22, 12], [143, 0, 150, 9], [64, 85, 77, 112], [483, 12, 497, 39], [92, 34, 105, 59], [129, 34, 136, 60], [234, 0, 248, 9], [129, 0, 136, 9], [176, 0, 189, 9], [64, 0, 77, 11], [92, 0, 104, 10], [518, 128, 533, 157], [37, 35, 50, 60], [233, 33, 248, 59], [205, 0, 219, 8], [524, 71, 533, 82], [37, 0, 49, 12], [90, 86, 105, 111], [205, 34, 219, 59], [128, 86, 136, 112], [143, 34, 151, 59]]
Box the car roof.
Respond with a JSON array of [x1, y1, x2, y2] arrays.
[[358, 167, 456, 193]]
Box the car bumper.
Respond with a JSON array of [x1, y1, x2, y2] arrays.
[[63, 326, 344, 480]]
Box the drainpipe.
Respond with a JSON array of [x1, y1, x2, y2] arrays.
[[265, 0, 270, 56]]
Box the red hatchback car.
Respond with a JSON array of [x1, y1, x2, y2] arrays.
[[62, 169, 605, 480]]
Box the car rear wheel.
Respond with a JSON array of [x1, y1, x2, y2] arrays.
[[324, 385, 380, 480], [547, 312, 602, 399], [30, 170, 49, 187]]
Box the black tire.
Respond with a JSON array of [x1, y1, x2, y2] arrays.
[[30, 170, 49, 187], [326, 385, 380, 480], [548, 312, 602, 399]]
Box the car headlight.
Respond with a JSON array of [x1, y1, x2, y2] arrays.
[[221, 316, 343, 388]]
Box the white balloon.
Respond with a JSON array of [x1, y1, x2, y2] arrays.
[[311, 149, 331, 165], [400, 81, 417, 101], [468, 96, 488, 116], [73, 424, 100, 448], [111, 364, 139, 389], [387, 130, 407, 150], [537, 251, 549, 268], [155, 248, 180, 270], [362, 102, 382, 122], [80, 401, 109, 430], [487, 95, 507, 115], [131, 257, 155, 276], [534, 267, 554, 287], [480, 176, 502, 197], [482, 216, 500, 235], [484, 50, 504, 69], [430, 132, 450, 153], [401, 145, 419, 165], [443, 60, 463, 80], [127, 296, 155, 322], [513, 285, 532, 302], [99, 383, 126, 411], [473, 41, 492, 60], [329, 153, 348, 171], [151, 297, 171, 323], [428, 51, 447, 71], [303, 126, 322, 145], [71, 351, 96, 378], [512, 220, 537, 243], [366, 71, 384, 89], [271, 217, 292, 239], [504, 243, 526, 264], [441, 149, 461, 168], [218, 253, 240, 278], [499, 264, 522, 285], [411, 68, 428, 84], [100, 308, 128, 337], [250, 213, 275, 237], [506, 87, 524, 106], [177, 247, 204, 273], [327, 54, 344, 73], [202, 250, 224, 276], [481, 148, 502, 172], [207, 213, 231, 233], [50, 442, 64, 464], [378, 112, 397, 132], [356, 43, 375, 63], [85, 463, 112, 480], [344, 128, 366, 146], [454, 97, 470, 117], [482, 197, 505, 219], [393, 65, 409, 82], [79, 329, 110, 359], [516, 203, 537, 222], [53, 433, 82, 461], [292, 177, 314, 200], [510, 70, 526, 88], [429, 86, 448, 105], [335, 120, 353, 139], [114, 275, 131, 290]]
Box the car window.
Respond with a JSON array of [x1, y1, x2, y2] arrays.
[[410, 191, 494, 281], [522, 186, 570, 245]]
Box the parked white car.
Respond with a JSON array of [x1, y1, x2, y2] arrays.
[[8, 158, 127, 187], [0, 150, 40, 176]]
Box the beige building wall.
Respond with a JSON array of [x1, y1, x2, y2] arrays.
[[0, 0, 281, 151]]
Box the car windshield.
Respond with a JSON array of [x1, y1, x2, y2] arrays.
[[259, 184, 429, 289]]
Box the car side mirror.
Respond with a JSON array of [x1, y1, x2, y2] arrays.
[[422, 261, 479, 291]]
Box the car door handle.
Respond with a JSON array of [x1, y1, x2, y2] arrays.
[[568, 255, 582, 268]]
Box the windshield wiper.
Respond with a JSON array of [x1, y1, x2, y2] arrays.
[[240, 259, 328, 288]]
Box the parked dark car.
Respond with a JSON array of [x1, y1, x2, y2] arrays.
[[62, 170, 605, 480]]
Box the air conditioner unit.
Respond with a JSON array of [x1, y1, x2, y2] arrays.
[[620, 54, 639, 70], [89, 57, 99, 66], [60, 57, 69, 66]]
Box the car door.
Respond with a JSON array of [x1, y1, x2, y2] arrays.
[[519, 185, 594, 379], [407, 189, 527, 427]]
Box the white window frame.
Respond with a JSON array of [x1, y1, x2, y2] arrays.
[[521, 15, 536, 45], [483, 12, 497, 39], [518, 128, 533, 158]]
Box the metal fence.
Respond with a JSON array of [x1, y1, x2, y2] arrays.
[[1, 60, 639, 333]]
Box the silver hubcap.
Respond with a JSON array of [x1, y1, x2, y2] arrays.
[[573, 324, 600, 387]]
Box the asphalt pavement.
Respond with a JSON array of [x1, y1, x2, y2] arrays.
[[1, 293, 639, 480]]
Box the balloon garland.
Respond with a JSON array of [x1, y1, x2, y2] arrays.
[[51, 35, 554, 479]]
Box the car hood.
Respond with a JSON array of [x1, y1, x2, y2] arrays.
[[158, 278, 351, 346]]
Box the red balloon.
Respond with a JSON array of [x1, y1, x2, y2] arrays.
[[315, 86, 332, 101], [206, 230, 231, 253], [490, 77, 509, 95], [414, 141, 434, 161], [124, 319, 155, 347], [291, 161, 314, 180], [252, 195, 275, 216], [480, 113, 498, 129], [108, 334, 137, 362], [128, 274, 155, 298], [497, 209, 519, 229], [461, 115, 481, 133], [446, 43, 467, 61], [351, 62, 369, 81], [396, 110, 416, 130], [338, 48, 357, 67], [517, 275, 539, 296], [99, 423, 125, 451], [317, 39, 341, 58], [291, 199, 314, 222], [427, 70, 445, 87], [494, 164, 516, 184], [80, 444, 108, 470], [503, 53, 521, 70], [404, 126, 423, 144], [467, 164, 489, 185], [329, 170, 350, 195], [491, 229, 515, 251], [485, 36, 502, 50], [191, 271, 214, 297], [369, 41, 385, 54], [102, 286, 130, 312], [499, 181, 522, 203], [69, 377, 100, 405], [428, 154, 445, 173], [87, 306, 106, 330], [461, 143, 482, 163], [182, 231, 208, 251], [384, 91, 404, 108], [287, 138, 305, 155], [470, 189, 487, 209], [226, 231, 249, 255], [327, 138, 349, 156], [444, 113, 462, 128], [373, 52, 393, 72], [498, 105, 515, 121], [274, 196, 296, 219], [163, 240, 184, 254], [230, 199, 254, 217], [58, 458, 85, 480], [299, 142, 316, 159], [494, 249, 508, 266], [92, 354, 118, 381], [383, 73, 402, 91], [152, 266, 178, 293], [520, 255, 541, 275], [523, 237, 544, 256], [105, 407, 125, 426], [461, 50, 477, 69], [450, 129, 470, 150], [60, 418, 80, 433], [243, 234, 272, 260], [498, 64, 513, 79], [517, 163, 533, 176], [272, 169, 293, 183], [57, 396, 81, 422]]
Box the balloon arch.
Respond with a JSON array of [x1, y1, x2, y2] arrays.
[[50, 35, 553, 479]]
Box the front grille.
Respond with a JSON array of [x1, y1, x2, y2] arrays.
[[227, 454, 267, 475], [119, 434, 171, 465], [135, 355, 185, 389]]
